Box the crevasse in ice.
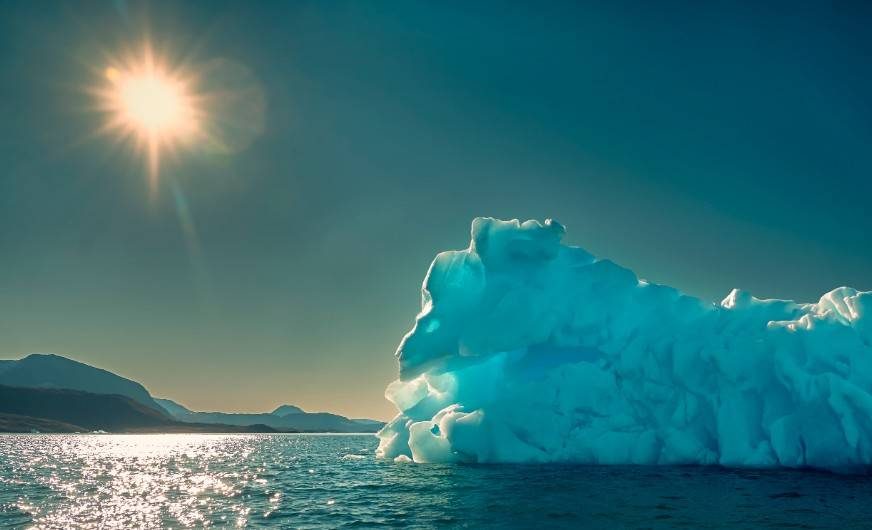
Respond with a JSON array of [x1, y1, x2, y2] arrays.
[[377, 217, 872, 471]]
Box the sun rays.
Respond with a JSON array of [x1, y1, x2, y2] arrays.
[[91, 41, 205, 192]]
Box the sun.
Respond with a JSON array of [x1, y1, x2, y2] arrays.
[[106, 66, 191, 134], [94, 44, 203, 191]]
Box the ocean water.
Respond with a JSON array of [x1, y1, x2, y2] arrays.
[[0, 434, 869, 529]]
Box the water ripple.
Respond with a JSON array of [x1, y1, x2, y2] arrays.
[[1, 434, 871, 528]]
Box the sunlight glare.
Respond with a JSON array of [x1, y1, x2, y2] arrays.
[[95, 45, 203, 192], [108, 67, 192, 136]]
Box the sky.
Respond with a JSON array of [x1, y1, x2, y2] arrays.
[[1, 1, 871, 420]]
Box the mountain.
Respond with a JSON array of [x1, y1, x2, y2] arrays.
[[0, 353, 384, 432], [0, 385, 280, 433], [156, 399, 384, 433], [273, 411, 381, 432], [0, 412, 84, 433], [154, 398, 190, 418], [272, 404, 304, 416], [0, 354, 163, 412], [0, 384, 172, 431], [351, 418, 384, 426]]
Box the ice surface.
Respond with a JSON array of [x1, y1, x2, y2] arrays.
[[377, 217, 872, 471]]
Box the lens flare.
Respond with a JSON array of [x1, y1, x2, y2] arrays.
[[93, 43, 204, 192], [88, 38, 267, 204]]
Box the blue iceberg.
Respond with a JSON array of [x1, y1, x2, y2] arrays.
[[377, 218, 872, 471]]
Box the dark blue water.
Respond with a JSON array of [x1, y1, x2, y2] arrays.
[[0, 434, 869, 528]]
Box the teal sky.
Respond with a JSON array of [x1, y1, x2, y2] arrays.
[[2, 1, 871, 420]]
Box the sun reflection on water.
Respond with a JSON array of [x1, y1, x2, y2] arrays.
[[2, 433, 870, 528], [2, 434, 263, 528]]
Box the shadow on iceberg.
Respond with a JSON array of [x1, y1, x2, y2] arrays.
[[377, 217, 872, 473]]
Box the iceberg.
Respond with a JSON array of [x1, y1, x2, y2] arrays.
[[377, 217, 872, 471]]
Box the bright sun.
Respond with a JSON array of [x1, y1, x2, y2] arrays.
[[95, 45, 203, 191], [108, 67, 191, 134]]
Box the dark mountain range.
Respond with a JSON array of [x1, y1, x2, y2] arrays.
[[0, 354, 384, 433], [0, 384, 168, 431], [0, 412, 83, 433], [0, 354, 163, 411], [156, 399, 384, 433], [0, 385, 279, 433]]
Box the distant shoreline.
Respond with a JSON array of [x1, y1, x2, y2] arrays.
[[0, 355, 385, 435]]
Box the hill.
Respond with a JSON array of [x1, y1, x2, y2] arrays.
[[0, 354, 384, 432], [156, 399, 384, 433], [0, 412, 84, 433], [0, 354, 163, 412], [0, 385, 280, 433]]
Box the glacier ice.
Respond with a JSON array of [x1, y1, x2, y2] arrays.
[[376, 217, 872, 471]]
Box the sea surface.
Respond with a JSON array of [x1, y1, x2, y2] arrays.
[[0, 433, 869, 529]]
